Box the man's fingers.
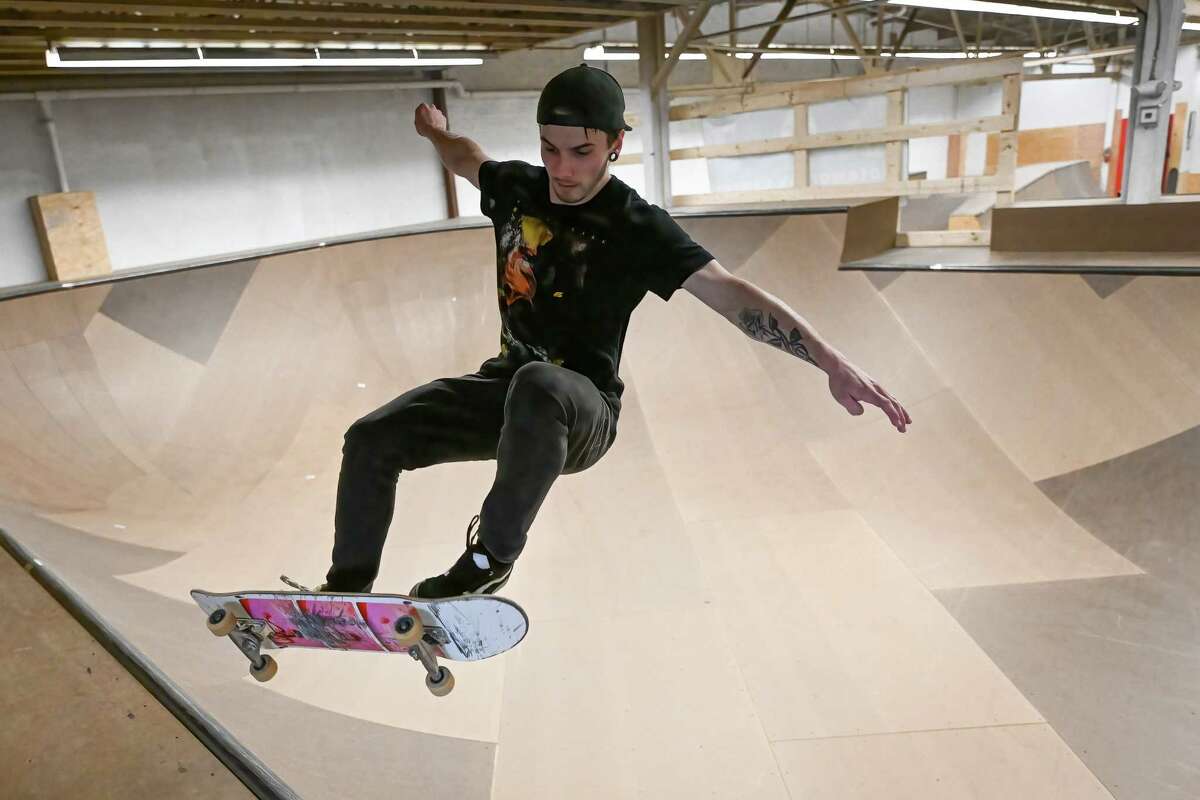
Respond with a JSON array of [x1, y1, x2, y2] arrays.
[[860, 385, 907, 432], [832, 371, 910, 430], [867, 381, 911, 431]]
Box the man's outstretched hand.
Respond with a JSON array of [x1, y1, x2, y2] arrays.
[[824, 356, 911, 433], [414, 103, 448, 139]]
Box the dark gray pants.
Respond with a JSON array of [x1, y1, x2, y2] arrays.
[[324, 361, 618, 592]]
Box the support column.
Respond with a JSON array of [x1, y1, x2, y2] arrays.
[[1122, 0, 1185, 204], [637, 13, 672, 208], [431, 86, 459, 219], [36, 94, 70, 193]]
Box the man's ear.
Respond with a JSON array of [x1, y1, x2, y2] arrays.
[[609, 131, 625, 161]]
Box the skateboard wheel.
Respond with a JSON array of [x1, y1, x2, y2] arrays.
[[250, 654, 278, 682], [206, 608, 237, 637], [425, 666, 454, 697], [394, 614, 424, 647]]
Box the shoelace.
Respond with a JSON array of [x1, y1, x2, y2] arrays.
[[465, 513, 482, 550]]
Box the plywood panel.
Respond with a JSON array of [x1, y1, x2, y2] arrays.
[[28, 192, 112, 282], [985, 124, 1107, 184], [992, 201, 1200, 252]]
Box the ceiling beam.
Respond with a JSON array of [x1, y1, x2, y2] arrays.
[[651, 0, 712, 92], [832, 1, 881, 73], [885, 7, 920, 72], [0, 11, 570, 39], [949, 9, 968, 52], [395, 0, 663, 16], [741, 0, 797, 79], [0, 0, 615, 29], [0, 26, 539, 47], [692, 0, 878, 43]]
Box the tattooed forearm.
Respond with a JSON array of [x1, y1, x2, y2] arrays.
[[737, 308, 818, 367]]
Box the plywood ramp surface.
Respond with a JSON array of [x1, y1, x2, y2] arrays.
[[1, 213, 1195, 800]]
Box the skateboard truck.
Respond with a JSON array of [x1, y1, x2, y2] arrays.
[[206, 607, 279, 682], [395, 614, 456, 696]]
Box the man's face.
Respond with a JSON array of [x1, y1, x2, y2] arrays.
[[539, 124, 622, 204]]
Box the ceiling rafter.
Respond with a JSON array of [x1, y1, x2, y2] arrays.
[[0, 0, 1192, 91], [0, 0, 637, 29]]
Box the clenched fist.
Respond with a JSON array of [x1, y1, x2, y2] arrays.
[[414, 103, 448, 139]]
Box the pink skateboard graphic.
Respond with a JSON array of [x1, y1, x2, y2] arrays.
[[191, 581, 528, 696]]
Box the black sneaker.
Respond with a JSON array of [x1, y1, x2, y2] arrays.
[[410, 514, 514, 598]]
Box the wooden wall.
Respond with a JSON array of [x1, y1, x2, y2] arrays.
[[984, 123, 1108, 183]]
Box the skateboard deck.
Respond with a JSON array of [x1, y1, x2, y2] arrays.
[[191, 584, 528, 696]]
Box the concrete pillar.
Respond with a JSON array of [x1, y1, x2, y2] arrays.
[[1122, 0, 1186, 204]]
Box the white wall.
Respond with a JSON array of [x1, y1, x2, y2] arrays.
[[0, 101, 64, 287], [58, 89, 442, 269], [704, 106, 797, 190], [447, 92, 541, 217], [1021, 77, 1116, 129], [907, 85, 956, 181], [956, 82, 1002, 177], [808, 95, 888, 186], [0, 87, 444, 289]]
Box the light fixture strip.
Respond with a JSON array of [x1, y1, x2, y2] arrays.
[[46, 48, 483, 68], [889, 0, 1137, 25]]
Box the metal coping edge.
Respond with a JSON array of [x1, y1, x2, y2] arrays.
[[0, 205, 847, 304], [840, 264, 1200, 276]]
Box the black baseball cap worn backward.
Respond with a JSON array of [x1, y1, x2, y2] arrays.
[[537, 64, 634, 133]]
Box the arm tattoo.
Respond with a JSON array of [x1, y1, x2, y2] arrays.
[[737, 308, 817, 366]]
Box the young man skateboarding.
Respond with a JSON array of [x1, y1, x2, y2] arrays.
[[319, 64, 911, 598]]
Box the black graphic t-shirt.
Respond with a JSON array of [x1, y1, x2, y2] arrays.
[[476, 159, 714, 415]]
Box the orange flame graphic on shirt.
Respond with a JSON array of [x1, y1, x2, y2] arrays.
[[503, 216, 553, 307]]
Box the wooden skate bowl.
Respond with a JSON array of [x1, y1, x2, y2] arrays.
[[2, 212, 1198, 799], [899, 159, 1105, 233]]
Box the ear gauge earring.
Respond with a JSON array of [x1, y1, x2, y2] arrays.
[[609, 151, 619, 162]]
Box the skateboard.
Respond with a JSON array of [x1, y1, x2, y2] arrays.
[[191, 577, 528, 697]]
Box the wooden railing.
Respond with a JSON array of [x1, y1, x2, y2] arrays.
[[616, 55, 1025, 210]]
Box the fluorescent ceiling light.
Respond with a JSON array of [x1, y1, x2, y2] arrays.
[[588, 42, 1040, 63], [584, 46, 638, 61], [733, 50, 859, 60], [584, 45, 705, 61], [56, 39, 490, 51], [731, 49, 1002, 60], [893, 50, 1004, 58], [588, 45, 1000, 62], [45, 48, 482, 68], [891, 0, 1136, 25], [1185, 22, 1200, 30]]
